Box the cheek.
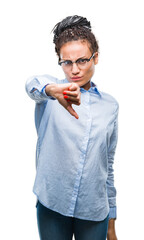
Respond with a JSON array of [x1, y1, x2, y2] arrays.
[[85, 64, 95, 76], [62, 68, 70, 77]]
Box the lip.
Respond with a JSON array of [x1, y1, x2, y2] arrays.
[[71, 77, 82, 81]]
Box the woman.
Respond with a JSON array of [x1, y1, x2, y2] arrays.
[[26, 15, 119, 240]]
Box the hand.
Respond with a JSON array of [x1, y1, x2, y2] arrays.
[[46, 82, 81, 119], [107, 219, 117, 240], [107, 231, 117, 240]]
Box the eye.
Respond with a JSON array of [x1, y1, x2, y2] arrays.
[[77, 59, 88, 65], [63, 60, 72, 66]]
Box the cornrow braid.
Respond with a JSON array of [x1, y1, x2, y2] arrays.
[[52, 15, 99, 58]]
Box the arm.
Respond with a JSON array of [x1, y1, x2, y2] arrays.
[[25, 74, 81, 119], [25, 74, 59, 102], [107, 219, 117, 240], [106, 104, 119, 240]]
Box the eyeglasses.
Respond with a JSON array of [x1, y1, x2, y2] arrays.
[[58, 53, 95, 69]]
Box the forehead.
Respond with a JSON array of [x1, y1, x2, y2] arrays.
[[60, 40, 92, 59]]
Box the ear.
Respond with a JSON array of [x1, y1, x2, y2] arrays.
[[94, 52, 98, 65]]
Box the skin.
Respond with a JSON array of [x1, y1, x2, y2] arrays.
[[46, 81, 81, 119], [107, 219, 117, 240], [46, 40, 98, 119], [46, 40, 117, 239], [59, 40, 98, 90]]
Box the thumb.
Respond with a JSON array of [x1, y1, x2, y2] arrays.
[[68, 83, 77, 91], [66, 105, 79, 119]]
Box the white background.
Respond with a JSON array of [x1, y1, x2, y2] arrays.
[[0, 0, 144, 239]]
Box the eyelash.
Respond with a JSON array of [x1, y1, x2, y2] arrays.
[[64, 59, 88, 65], [78, 59, 87, 63]]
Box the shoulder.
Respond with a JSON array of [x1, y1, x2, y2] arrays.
[[99, 90, 119, 114], [100, 90, 119, 105]]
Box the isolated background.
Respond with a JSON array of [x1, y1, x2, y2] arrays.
[[0, 0, 144, 239]]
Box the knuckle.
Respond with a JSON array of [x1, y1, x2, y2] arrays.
[[74, 82, 79, 88], [76, 95, 79, 100]]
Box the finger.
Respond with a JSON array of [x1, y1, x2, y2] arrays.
[[63, 90, 81, 99], [66, 105, 79, 119], [67, 99, 80, 105], [64, 94, 80, 102], [63, 92, 81, 102], [63, 90, 78, 97], [68, 83, 79, 91]]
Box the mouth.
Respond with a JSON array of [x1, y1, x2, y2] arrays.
[[71, 77, 82, 81]]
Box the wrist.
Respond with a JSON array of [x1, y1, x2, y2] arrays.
[[107, 223, 117, 240], [45, 83, 57, 98], [108, 218, 116, 230]]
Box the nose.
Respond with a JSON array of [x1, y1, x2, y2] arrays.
[[71, 63, 80, 75]]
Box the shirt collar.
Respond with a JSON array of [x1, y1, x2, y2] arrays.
[[80, 81, 101, 97]]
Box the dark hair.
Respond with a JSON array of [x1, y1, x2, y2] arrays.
[[52, 15, 99, 58]]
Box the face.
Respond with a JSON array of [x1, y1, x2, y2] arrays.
[[59, 40, 98, 90]]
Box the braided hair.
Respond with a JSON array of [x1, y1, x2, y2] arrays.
[[52, 15, 99, 58]]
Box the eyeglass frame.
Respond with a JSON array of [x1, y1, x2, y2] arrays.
[[58, 53, 96, 68]]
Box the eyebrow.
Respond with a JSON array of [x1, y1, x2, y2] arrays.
[[61, 56, 87, 61]]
